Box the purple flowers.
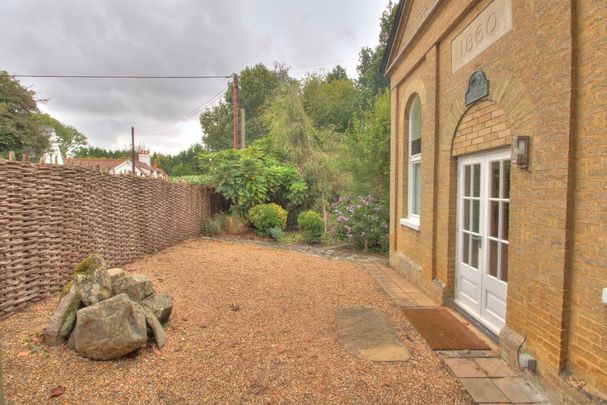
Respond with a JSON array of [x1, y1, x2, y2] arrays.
[[329, 195, 389, 252]]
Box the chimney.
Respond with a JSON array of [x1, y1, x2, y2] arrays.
[[138, 149, 151, 166]]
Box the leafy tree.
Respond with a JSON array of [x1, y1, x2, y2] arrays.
[[342, 89, 391, 198], [73, 146, 131, 159], [357, 1, 397, 105], [302, 71, 360, 132], [200, 63, 291, 151], [0, 71, 48, 159], [33, 113, 87, 156], [153, 143, 203, 177], [326, 65, 348, 82], [197, 144, 308, 216]]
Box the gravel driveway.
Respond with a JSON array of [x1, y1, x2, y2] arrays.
[[0, 239, 469, 404]]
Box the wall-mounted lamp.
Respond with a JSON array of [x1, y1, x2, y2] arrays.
[[512, 136, 530, 169]]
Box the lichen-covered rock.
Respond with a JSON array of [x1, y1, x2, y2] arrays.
[[71, 294, 147, 360], [141, 293, 173, 323], [74, 268, 112, 306], [71, 254, 112, 306], [74, 254, 107, 276], [43, 285, 81, 346], [144, 308, 166, 349], [113, 274, 155, 302], [107, 268, 125, 283]]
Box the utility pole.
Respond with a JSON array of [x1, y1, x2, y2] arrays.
[[240, 108, 246, 149], [131, 126, 136, 175], [232, 73, 239, 149]]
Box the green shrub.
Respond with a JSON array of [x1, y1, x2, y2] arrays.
[[298, 210, 324, 244], [202, 214, 227, 236], [248, 203, 287, 237]]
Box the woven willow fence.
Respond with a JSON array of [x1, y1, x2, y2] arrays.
[[0, 160, 210, 318]]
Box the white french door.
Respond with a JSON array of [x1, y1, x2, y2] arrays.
[[455, 149, 511, 334]]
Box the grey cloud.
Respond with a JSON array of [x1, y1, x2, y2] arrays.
[[1, 0, 387, 154]]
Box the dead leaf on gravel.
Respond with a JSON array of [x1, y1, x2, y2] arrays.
[[249, 381, 266, 395], [230, 303, 240, 311], [50, 385, 65, 398], [17, 351, 29, 357]]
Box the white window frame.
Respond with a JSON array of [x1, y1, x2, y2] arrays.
[[401, 95, 422, 231]]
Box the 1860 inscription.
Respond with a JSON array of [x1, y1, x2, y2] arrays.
[[451, 0, 512, 72]]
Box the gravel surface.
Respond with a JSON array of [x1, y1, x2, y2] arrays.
[[0, 239, 470, 404]]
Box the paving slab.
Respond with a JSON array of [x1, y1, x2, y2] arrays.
[[459, 378, 510, 403], [475, 357, 518, 377], [336, 305, 409, 362], [444, 358, 487, 378], [494, 377, 547, 403]]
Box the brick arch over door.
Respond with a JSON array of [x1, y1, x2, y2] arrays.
[[451, 100, 512, 156]]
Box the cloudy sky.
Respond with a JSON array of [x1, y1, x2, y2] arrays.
[[1, 1, 388, 155]]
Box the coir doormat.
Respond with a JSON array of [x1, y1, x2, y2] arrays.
[[402, 307, 490, 350]]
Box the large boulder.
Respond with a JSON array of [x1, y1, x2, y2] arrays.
[[113, 274, 155, 302], [43, 285, 81, 346], [73, 255, 112, 306], [71, 294, 147, 360], [141, 293, 173, 323]]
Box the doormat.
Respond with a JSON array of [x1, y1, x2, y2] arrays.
[[402, 308, 490, 350], [336, 306, 409, 362]]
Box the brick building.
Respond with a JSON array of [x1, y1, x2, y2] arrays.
[[382, 0, 606, 402]]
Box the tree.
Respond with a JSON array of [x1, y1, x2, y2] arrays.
[[0, 71, 48, 158], [153, 143, 203, 177], [302, 71, 360, 133], [200, 63, 292, 151], [357, 1, 397, 105], [342, 89, 391, 198], [33, 113, 87, 157], [73, 146, 131, 159]]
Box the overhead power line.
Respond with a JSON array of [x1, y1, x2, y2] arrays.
[[11, 74, 231, 79]]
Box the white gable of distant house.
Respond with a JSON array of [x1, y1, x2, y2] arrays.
[[41, 127, 64, 165], [112, 160, 140, 175]]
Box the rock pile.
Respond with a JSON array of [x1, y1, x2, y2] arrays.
[[43, 254, 173, 360]]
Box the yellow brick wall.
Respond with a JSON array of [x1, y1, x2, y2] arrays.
[[387, 0, 606, 401], [566, 0, 607, 399]]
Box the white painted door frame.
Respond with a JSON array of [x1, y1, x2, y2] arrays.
[[455, 148, 510, 335]]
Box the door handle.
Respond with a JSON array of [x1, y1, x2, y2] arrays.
[[471, 234, 482, 248]]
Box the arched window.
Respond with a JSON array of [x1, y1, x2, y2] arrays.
[[404, 94, 422, 229]]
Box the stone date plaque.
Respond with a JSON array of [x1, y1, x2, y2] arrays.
[[465, 70, 489, 105]]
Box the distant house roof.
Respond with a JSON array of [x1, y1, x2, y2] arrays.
[[64, 157, 167, 177], [64, 158, 126, 170]]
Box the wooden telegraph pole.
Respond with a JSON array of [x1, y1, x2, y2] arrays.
[[240, 108, 246, 149], [232, 73, 239, 149], [131, 126, 136, 174]]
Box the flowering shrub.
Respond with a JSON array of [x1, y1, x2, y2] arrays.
[[330, 195, 389, 251]]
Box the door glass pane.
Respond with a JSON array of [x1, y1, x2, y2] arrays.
[[463, 199, 470, 231], [463, 233, 469, 265], [412, 162, 421, 215], [464, 165, 471, 197], [491, 161, 500, 198], [473, 164, 481, 197], [471, 237, 479, 268], [490, 201, 499, 237], [500, 243, 509, 282], [503, 160, 511, 199], [489, 240, 499, 278], [501, 202, 510, 241], [472, 200, 480, 233]]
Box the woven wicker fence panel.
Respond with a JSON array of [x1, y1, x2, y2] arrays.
[[0, 160, 210, 318]]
